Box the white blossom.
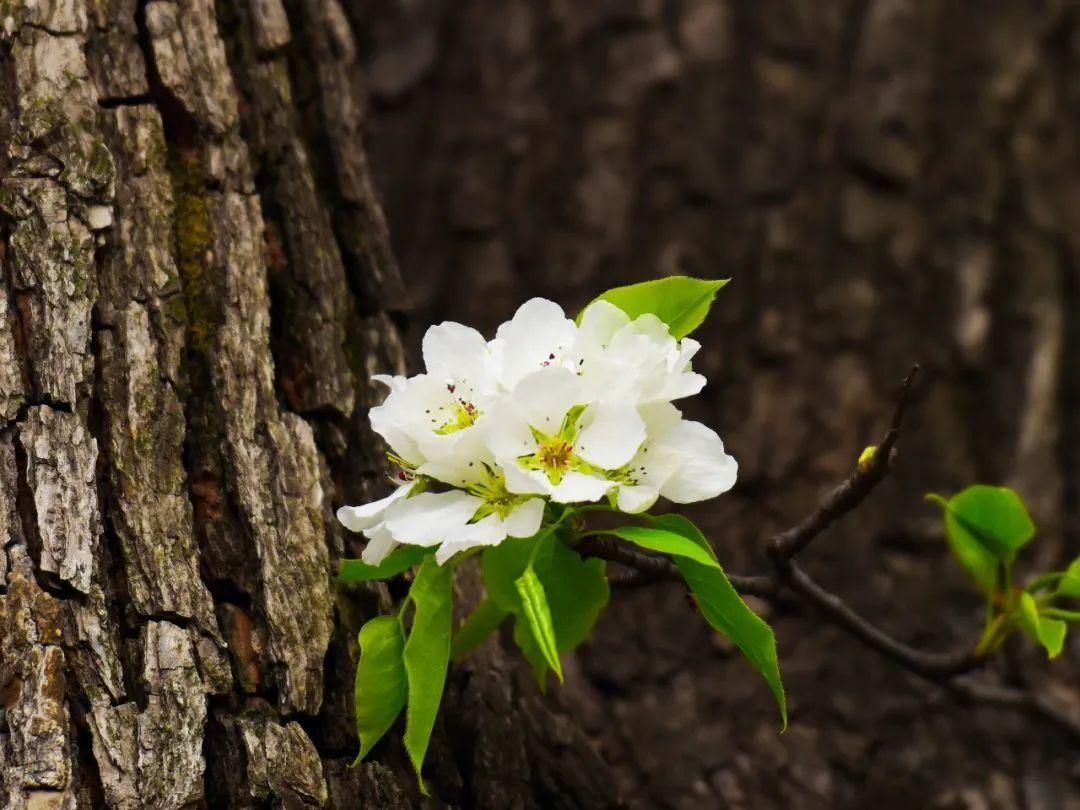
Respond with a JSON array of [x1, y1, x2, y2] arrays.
[[605, 403, 738, 513], [336, 480, 417, 564], [338, 296, 737, 564]]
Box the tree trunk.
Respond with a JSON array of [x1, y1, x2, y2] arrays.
[[359, 0, 1080, 808], [0, 1, 613, 807]]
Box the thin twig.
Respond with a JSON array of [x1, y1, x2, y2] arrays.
[[768, 365, 919, 562], [785, 561, 982, 677]]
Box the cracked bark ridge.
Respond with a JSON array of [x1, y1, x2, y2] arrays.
[[98, 302, 220, 635], [0, 288, 24, 421], [19, 406, 99, 595], [238, 712, 329, 806], [2, 9, 112, 406], [86, 0, 149, 102], [85, 621, 214, 809], [209, 192, 334, 715], [226, 0, 355, 417], [1, 547, 75, 809], [287, 0, 406, 308], [136, 621, 207, 807], [145, 0, 238, 136]]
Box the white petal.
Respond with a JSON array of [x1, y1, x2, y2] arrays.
[[480, 404, 537, 460], [384, 490, 483, 546], [369, 375, 459, 463], [624, 313, 674, 342], [674, 338, 701, 369], [368, 401, 424, 465], [633, 443, 682, 490], [337, 482, 415, 532], [577, 300, 630, 348], [494, 298, 577, 388], [658, 421, 738, 503], [501, 461, 551, 495], [574, 402, 646, 469], [504, 498, 545, 538], [639, 402, 683, 436], [435, 515, 506, 564], [417, 429, 493, 488], [513, 366, 585, 435], [658, 371, 706, 401], [549, 471, 612, 503], [615, 485, 659, 514], [361, 525, 398, 565], [423, 322, 490, 382]]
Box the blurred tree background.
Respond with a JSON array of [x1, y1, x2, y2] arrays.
[[360, 1, 1080, 806]]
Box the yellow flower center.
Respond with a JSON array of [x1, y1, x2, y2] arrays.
[[434, 398, 481, 435]]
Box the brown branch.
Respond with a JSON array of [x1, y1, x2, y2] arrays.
[[784, 561, 982, 678], [582, 364, 1080, 741]]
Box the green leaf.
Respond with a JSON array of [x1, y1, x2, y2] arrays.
[[647, 513, 718, 561], [542, 541, 609, 653], [402, 560, 453, 794], [515, 566, 564, 682], [580, 276, 729, 338], [927, 486, 1036, 592], [607, 525, 718, 568], [1017, 592, 1067, 659], [338, 546, 430, 583], [606, 524, 786, 726], [482, 533, 608, 686], [451, 599, 508, 661], [1057, 558, 1080, 598], [482, 534, 548, 611], [352, 616, 407, 764], [676, 558, 786, 728]]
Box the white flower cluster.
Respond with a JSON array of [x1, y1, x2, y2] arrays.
[[338, 299, 737, 565]]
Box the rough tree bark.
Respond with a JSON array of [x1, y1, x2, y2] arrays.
[[0, 0, 613, 807], [360, 0, 1080, 808]]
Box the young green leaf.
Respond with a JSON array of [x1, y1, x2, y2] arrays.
[[451, 598, 508, 661], [1056, 558, 1080, 599], [352, 616, 407, 764], [927, 485, 1036, 592], [647, 513, 718, 561], [607, 525, 718, 568], [606, 523, 786, 726], [1017, 591, 1067, 659], [338, 545, 430, 583], [482, 533, 550, 611], [514, 566, 564, 682], [482, 533, 607, 685], [402, 560, 453, 794], [579, 276, 729, 338], [676, 557, 787, 728], [542, 540, 609, 653]]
